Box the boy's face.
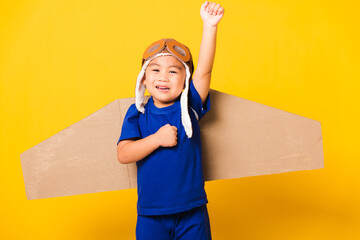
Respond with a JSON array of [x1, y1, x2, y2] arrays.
[[142, 55, 186, 108]]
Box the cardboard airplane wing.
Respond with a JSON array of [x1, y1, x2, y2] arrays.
[[20, 89, 324, 200]]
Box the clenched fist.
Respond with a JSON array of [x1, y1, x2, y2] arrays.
[[155, 124, 178, 147], [200, 1, 224, 27]]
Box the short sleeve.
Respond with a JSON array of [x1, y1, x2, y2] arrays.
[[117, 104, 141, 145], [188, 80, 211, 121]]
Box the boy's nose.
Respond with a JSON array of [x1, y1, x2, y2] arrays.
[[158, 73, 169, 81]]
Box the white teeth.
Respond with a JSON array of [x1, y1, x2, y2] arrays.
[[156, 86, 170, 90]]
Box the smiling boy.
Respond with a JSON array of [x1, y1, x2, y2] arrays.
[[117, 1, 224, 239], [145, 56, 187, 108]]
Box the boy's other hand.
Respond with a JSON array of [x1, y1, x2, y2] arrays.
[[200, 1, 224, 27], [155, 124, 178, 147]]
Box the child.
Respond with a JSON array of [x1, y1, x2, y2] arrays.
[[117, 1, 224, 239]]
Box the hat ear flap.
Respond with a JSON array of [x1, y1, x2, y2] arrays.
[[180, 64, 193, 138], [135, 61, 150, 114]]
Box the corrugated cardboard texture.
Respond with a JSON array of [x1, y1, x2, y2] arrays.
[[20, 89, 324, 200]]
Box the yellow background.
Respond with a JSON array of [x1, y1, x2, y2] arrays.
[[1, 0, 359, 239]]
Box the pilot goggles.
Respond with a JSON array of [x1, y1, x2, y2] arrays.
[[142, 39, 191, 63]]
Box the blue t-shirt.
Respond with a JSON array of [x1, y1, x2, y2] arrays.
[[117, 81, 210, 216]]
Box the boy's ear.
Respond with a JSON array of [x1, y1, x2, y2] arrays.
[[141, 76, 146, 85]]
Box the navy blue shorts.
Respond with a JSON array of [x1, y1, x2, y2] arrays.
[[136, 204, 212, 240]]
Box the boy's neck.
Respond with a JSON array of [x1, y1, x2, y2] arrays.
[[152, 96, 180, 108]]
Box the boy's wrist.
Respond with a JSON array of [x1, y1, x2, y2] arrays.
[[149, 132, 160, 149], [203, 22, 218, 29]]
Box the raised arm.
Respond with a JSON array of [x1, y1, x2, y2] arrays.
[[192, 1, 225, 104]]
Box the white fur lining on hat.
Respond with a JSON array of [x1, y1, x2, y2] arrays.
[[135, 53, 193, 138]]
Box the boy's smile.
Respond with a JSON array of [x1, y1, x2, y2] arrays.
[[142, 55, 186, 108]]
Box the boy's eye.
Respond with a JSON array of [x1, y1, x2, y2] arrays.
[[170, 71, 177, 74], [152, 69, 159, 72]]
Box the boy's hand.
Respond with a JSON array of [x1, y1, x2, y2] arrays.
[[200, 1, 224, 27], [155, 124, 178, 147]]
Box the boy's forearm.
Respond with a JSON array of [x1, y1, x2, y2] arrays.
[[117, 134, 159, 164], [192, 23, 218, 103], [196, 23, 218, 76]]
